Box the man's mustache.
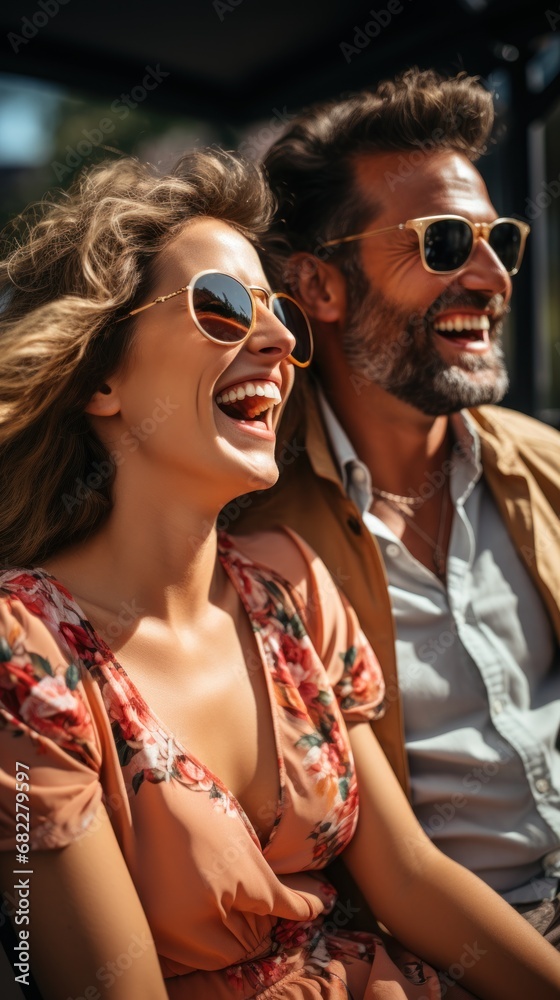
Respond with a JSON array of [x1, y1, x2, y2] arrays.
[[424, 289, 508, 326]]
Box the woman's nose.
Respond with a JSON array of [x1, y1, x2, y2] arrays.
[[246, 299, 297, 361]]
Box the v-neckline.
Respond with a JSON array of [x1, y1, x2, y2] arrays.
[[14, 547, 286, 855]]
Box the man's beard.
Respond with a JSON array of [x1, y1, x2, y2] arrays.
[[341, 275, 509, 416]]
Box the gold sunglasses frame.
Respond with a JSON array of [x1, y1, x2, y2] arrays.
[[120, 268, 313, 369], [322, 215, 531, 276]]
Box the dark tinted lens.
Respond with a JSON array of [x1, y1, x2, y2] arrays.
[[488, 222, 521, 273], [272, 295, 312, 365], [424, 219, 473, 272], [192, 273, 252, 343]]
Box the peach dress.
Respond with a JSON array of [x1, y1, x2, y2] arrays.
[[0, 530, 452, 999]]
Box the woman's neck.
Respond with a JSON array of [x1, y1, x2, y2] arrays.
[[41, 488, 229, 631]]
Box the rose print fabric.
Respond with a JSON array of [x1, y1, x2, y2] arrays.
[[0, 530, 453, 998]]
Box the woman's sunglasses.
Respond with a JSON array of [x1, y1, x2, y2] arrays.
[[322, 215, 531, 276], [122, 269, 313, 368]]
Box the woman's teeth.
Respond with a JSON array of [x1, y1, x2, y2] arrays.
[[216, 381, 281, 406], [215, 381, 281, 421]]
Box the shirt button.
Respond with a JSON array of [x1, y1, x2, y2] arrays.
[[536, 778, 551, 794], [544, 849, 560, 873], [351, 467, 368, 485], [347, 516, 362, 536], [386, 543, 400, 558], [492, 699, 504, 714]]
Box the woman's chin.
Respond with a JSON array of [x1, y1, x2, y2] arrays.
[[242, 460, 279, 494]]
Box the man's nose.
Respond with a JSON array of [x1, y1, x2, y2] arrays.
[[457, 235, 512, 302]]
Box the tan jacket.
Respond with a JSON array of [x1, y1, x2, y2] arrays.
[[234, 379, 560, 796]]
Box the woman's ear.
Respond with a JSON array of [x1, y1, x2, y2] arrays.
[[284, 253, 347, 323], [85, 383, 121, 417]]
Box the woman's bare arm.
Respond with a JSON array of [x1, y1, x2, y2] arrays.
[[344, 721, 560, 1000], [0, 804, 168, 1000]]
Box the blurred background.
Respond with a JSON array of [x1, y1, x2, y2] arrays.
[[0, 0, 559, 421]]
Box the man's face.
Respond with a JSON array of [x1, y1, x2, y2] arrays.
[[338, 150, 513, 415]]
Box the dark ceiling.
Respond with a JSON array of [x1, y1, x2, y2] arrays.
[[0, 0, 557, 420], [0, 0, 553, 125]]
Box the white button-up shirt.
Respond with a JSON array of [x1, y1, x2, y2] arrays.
[[319, 392, 560, 902]]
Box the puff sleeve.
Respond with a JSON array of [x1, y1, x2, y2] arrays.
[[0, 595, 104, 851], [290, 535, 386, 724], [232, 528, 386, 724]]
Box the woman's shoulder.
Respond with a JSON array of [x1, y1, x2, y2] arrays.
[[1, 566, 75, 608], [0, 565, 105, 672], [222, 526, 349, 653], [0, 570, 105, 852], [0, 568, 76, 676], [223, 529, 386, 722], [223, 526, 322, 602]]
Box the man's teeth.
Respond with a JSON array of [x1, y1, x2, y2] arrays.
[[433, 314, 490, 333], [216, 382, 282, 406]]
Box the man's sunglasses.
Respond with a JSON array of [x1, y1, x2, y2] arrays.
[[123, 269, 314, 368], [322, 215, 531, 276]]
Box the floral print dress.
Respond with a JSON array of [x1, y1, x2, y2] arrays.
[[0, 529, 446, 999]]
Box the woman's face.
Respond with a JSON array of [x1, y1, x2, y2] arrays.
[[88, 218, 297, 507]]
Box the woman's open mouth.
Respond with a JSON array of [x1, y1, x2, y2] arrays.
[[215, 379, 282, 435]]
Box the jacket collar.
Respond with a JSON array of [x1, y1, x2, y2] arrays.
[[302, 376, 346, 487]]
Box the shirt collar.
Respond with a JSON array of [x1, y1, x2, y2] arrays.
[[451, 409, 481, 469], [317, 387, 482, 515], [316, 390, 372, 514], [317, 389, 362, 478]]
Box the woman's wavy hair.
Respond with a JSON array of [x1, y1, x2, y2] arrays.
[[0, 149, 274, 568]]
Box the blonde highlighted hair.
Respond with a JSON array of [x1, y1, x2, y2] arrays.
[[0, 150, 274, 568]]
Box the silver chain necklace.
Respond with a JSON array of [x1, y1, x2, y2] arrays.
[[370, 485, 424, 509], [372, 488, 450, 581]]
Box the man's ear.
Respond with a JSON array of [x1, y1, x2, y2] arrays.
[[284, 253, 346, 323], [84, 383, 121, 417]]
